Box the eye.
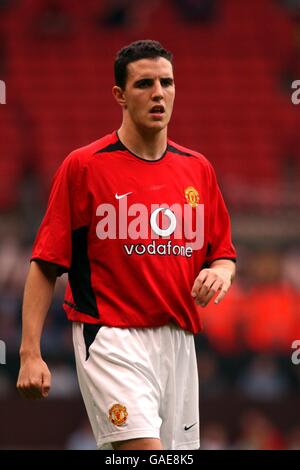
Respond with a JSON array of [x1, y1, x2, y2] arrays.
[[135, 79, 153, 88], [161, 78, 174, 87]]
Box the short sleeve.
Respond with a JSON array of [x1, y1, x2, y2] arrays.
[[31, 152, 87, 275], [205, 164, 236, 265]]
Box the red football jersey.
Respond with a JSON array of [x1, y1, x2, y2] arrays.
[[32, 131, 236, 333]]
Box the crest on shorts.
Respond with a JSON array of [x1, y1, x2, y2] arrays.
[[184, 186, 200, 208], [108, 403, 128, 426]]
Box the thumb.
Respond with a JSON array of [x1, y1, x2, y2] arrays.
[[41, 372, 51, 398]]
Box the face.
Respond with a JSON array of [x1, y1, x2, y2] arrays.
[[114, 57, 175, 132]]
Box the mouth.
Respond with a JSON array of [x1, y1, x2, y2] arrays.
[[149, 105, 165, 115]]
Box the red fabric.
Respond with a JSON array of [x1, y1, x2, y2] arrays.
[[32, 131, 236, 333]]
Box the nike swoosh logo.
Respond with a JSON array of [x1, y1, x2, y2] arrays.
[[184, 423, 197, 431], [115, 192, 133, 200]]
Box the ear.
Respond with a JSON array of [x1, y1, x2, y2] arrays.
[[112, 86, 127, 108]]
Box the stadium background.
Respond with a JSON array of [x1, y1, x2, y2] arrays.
[[1, 0, 300, 449]]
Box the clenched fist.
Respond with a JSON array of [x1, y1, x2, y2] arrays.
[[17, 356, 51, 400]]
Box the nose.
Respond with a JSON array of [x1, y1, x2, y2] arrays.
[[151, 79, 163, 101]]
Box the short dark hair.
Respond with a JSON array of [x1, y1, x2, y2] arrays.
[[114, 39, 173, 89]]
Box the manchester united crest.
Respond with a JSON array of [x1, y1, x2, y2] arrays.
[[184, 186, 200, 208], [108, 403, 128, 426]]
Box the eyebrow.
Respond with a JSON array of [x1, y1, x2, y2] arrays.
[[133, 77, 174, 85]]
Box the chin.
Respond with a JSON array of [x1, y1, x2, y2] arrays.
[[136, 117, 169, 134], [149, 125, 167, 134], [147, 119, 168, 132]]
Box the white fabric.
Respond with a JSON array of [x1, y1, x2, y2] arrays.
[[72, 322, 200, 450]]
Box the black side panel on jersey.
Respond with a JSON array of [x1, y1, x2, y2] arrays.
[[83, 323, 102, 360], [94, 140, 125, 154], [68, 226, 99, 319], [167, 144, 193, 157]]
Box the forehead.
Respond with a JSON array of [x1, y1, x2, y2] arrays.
[[126, 57, 173, 82]]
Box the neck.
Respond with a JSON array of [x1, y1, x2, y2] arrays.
[[117, 121, 168, 161]]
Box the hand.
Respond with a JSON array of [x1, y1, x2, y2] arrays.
[[191, 267, 232, 307], [17, 357, 51, 400]]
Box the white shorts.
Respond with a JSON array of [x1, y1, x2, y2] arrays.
[[72, 322, 200, 450]]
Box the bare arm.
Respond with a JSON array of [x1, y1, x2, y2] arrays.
[[17, 260, 58, 399], [191, 259, 236, 307]]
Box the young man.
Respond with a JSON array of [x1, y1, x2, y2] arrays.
[[17, 40, 236, 450]]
